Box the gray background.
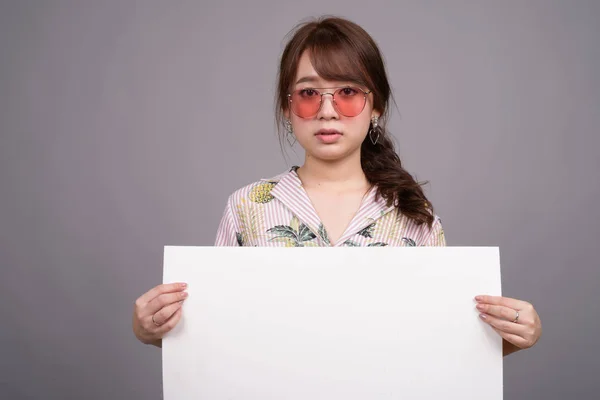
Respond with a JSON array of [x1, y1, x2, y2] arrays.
[[1, 1, 598, 399]]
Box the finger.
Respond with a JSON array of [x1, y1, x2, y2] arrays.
[[476, 304, 519, 322], [490, 326, 529, 349], [148, 300, 184, 328], [155, 306, 184, 335], [143, 291, 188, 316], [479, 313, 528, 336], [136, 282, 187, 307], [475, 295, 529, 310]]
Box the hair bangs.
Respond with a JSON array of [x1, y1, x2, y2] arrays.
[[307, 38, 371, 89]]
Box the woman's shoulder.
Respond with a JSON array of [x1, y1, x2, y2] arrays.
[[223, 169, 289, 206], [412, 214, 445, 246], [387, 210, 445, 247]]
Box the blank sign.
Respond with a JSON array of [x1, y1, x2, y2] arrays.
[[162, 246, 502, 400]]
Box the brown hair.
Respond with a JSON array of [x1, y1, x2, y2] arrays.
[[275, 16, 434, 228]]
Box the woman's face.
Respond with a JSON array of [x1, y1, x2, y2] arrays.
[[285, 50, 380, 162]]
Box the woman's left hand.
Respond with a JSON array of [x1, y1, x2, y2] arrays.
[[475, 295, 542, 352]]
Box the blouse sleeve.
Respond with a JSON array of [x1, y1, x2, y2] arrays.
[[422, 216, 446, 246], [214, 196, 240, 246]]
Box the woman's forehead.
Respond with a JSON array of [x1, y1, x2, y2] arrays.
[[294, 61, 354, 86], [293, 49, 363, 87], [294, 51, 319, 81]]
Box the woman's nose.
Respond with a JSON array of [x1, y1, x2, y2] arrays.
[[318, 93, 338, 118]]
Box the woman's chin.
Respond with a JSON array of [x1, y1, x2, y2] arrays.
[[306, 145, 356, 162]]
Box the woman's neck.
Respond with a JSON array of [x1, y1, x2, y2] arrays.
[[297, 152, 369, 192]]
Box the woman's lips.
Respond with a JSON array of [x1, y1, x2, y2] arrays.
[[315, 129, 342, 144]]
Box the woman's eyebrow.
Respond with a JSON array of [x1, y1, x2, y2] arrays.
[[295, 76, 321, 85], [295, 76, 359, 87]]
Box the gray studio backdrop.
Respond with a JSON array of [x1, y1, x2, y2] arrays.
[[1, 1, 599, 399]]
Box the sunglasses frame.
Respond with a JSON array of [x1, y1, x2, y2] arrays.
[[287, 86, 372, 118]]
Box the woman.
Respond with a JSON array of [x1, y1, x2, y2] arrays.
[[132, 16, 541, 356]]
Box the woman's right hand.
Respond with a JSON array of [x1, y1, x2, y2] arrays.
[[132, 282, 188, 347]]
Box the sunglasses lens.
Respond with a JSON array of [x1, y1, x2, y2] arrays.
[[334, 87, 366, 117], [290, 89, 321, 118], [289, 87, 367, 118]]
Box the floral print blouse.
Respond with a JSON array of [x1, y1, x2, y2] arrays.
[[215, 167, 446, 247]]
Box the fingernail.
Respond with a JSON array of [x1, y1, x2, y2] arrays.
[[178, 300, 184, 305], [474, 296, 482, 301], [479, 314, 487, 320], [181, 283, 187, 288], [181, 292, 188, 298], [476, 304, 484, 311]]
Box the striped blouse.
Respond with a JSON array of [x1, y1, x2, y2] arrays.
[[214, 166, 446, 247]]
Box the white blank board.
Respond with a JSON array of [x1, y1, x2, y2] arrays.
[[162, 246, 502, 400]]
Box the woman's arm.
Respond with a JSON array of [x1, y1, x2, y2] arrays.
[[214, 196, 241, 246], [503, 339, 520, 356]]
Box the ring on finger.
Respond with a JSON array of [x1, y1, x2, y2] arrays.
[[152, 313, 161, 327], [513, 310, 520, 323]]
